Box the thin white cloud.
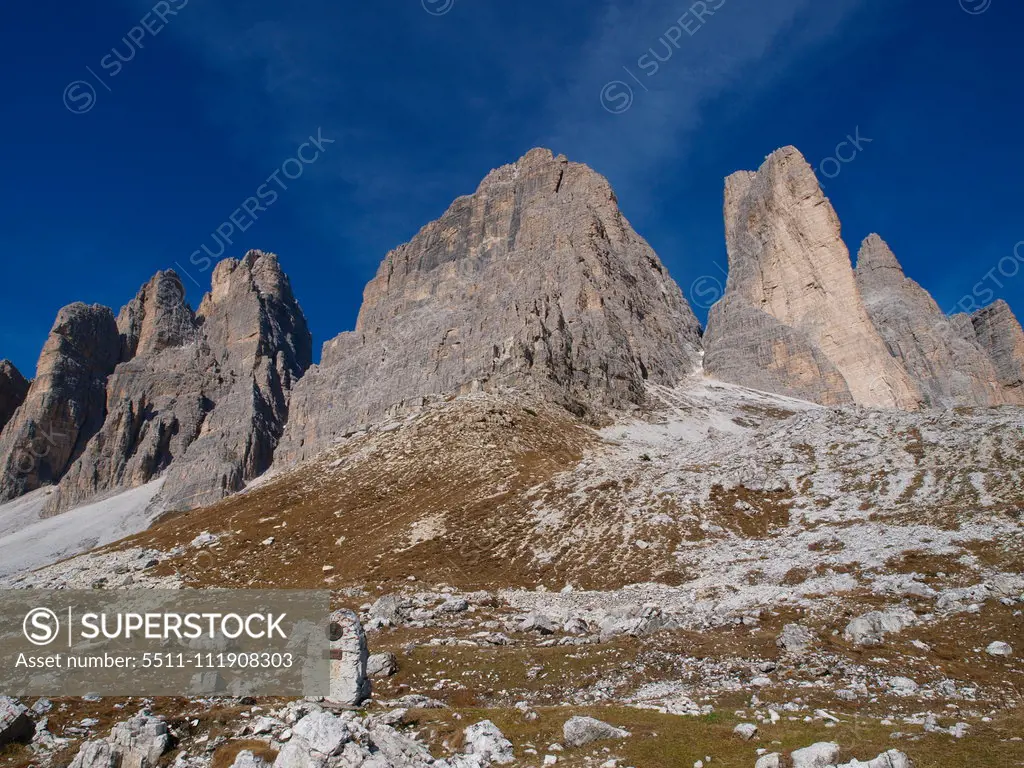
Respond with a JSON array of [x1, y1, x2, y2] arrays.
[[543, 0, 867, 193]]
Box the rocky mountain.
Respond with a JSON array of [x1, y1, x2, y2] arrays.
[[274, 148, 702, 466], [11, 376, 1023, 768], [968, 299, 1024, 401], [3, 147, 1024, 520], [703, 146, 922, 409], [0, 251, 311, 515], [0, 360, 28, 434], [855, 233, 1014, 407], [2, 147, 1024, 768], [0, 304, 122, 502], [701, 146, 1024, 412]]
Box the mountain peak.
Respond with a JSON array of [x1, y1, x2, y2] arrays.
[[706, 145, 922, 409], [856, 234, 905, 278], [275, 149, 702, 466]]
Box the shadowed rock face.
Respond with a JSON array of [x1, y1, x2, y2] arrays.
[[274, 148, 703, 466], [0, 361, 29, 436], [52, 254, 311, 513], [155, 252, 313, 511], [0, 253, 312, 515], [856, 234, 1010, 407], [703, 147, 922, 409], [0, 305, 122, 501], [969, 300, 1024, 401]]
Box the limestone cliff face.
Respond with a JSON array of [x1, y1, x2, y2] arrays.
[[0, 361, 29, 436], [0, 305, 122, 501], [703, 147, 922, 409], [0, 253, 312, 514], [855, 234, 1009, 407], [968, 300, 1024, 402], [155, 252, 312, 511], [275, 148, 703, 466]]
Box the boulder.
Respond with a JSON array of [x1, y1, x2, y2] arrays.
[[843, 608, 916, 646], [889, 676, 919, 694], [837, 749, 914, 768], [776, 623, 815, 654], [368, 724, 434, 767], [519, 613, 556, 635], [986, 641, 1013, 657], [274, 711, 352, 768], [462, 720, 514, 765], [69, 740, 121, 768], [369, 594, 408, 625], [0, 697, 34, 747], [733, 722, 758, 741], [229, 752, 271, 768], [108, 714, 172, 768], [562, 716, 630, 748], [790, 742, 841, 768], [366, 652, 399, 678]]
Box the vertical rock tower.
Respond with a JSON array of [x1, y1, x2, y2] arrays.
[[703, 147, 922, 409]]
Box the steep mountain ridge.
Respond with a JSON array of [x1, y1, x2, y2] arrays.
[[274, 148, 703, 466], [0, 251, 312, 517], [704, 146, 1024, 411], [968, 299, 1024, 399], [0, 303, 122, 501], [2, 147, 1024, 521], [855, 233, 1014, 407]]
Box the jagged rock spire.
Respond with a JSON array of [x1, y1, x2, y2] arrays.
[[0, 304, 122, 501], [703, 146, 922, 409], [969, 299, 1024, 400], [855, 234, 1009, 407], [0, 253, 312, 514]]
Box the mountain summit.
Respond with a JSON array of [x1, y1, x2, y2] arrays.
[[275, 148, 703, 465], [1, 147, 1023, 519]]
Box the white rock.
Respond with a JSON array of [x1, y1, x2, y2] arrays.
[[889, 676, 919, 694], [837, 749, 913, 768], [754, 754, 781, 768], [190, 532, 218, 548], [791, 742, 840, 768], [562, 716, 631, 748], [733, 722, 758, 741], [109, 715, 171, 768], [463, 721, 514, 765], [229, 751, 269, 768], [776, 623, 815, 654], [986, 641, 1013, 657], [366, 652, 399, 677], [843, 608, 916, 646], [289, 712, 352, 756]]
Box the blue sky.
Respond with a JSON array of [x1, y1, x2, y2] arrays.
[[1, 0, 1021, 375]]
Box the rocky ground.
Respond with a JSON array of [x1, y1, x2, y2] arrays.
[[1, 380, 1022, 767]]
